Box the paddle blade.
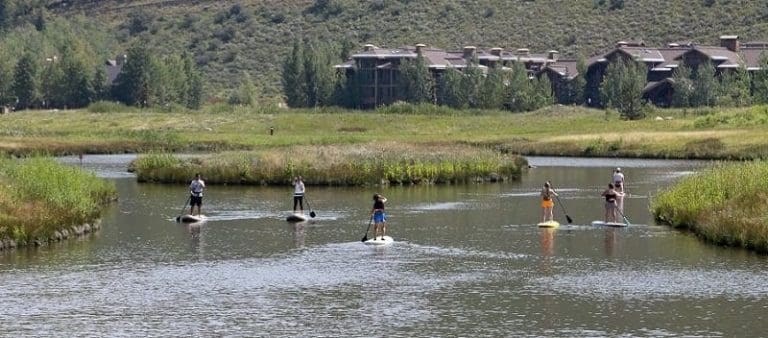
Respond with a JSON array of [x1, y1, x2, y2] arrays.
[[361, 235, 368, 242], [310, 211, 316, 218], [566, 215, 573, 224], [175, 216, 181, 222]]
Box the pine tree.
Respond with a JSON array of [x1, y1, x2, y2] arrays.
[[438, 67, 464, 108], [691, 61, 718, 107], [671, 61, 693, 107], [478, 65, 505, 110], [91, 66, 107, 102], [566, 57, 587, 105], [718, 67, 750, 107], [0, 61, 13, 107], [505, 63, 529, 112], [60, 51, 94, 108], [752, 54, 768, 104], [183, 53, 204, 109], [600, 57, 646, 119], [303, 39, 336, 107], [39, 57, 64, 108], [398, 55, 433, 104], [282, 37, 306, 107], [460, 62, 483, 108], [112, 43, 153, 107], [12, 53, 38, 110]]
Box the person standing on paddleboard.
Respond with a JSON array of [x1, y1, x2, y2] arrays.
[[189, 173, 205, 216], [600, 183, 622, 223], [541, 181, 558, 223], [371, 194, 387, 240], [612, 167, 626, 212], [293, 176, 305, 214]]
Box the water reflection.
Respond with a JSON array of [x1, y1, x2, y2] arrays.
[[604, 228, 618, 257], [292, 221, 306, 248]]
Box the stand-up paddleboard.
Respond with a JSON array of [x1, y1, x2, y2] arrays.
[[537, 220, 560, 228], [591, 220, 629, 227], [286, 213, 308, 222], [178, 214, 206, 223], [364, 236, 394, 246]]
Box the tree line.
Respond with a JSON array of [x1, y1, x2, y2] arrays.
[[0, 8, 204, 111], [281, 37, 554, 112]]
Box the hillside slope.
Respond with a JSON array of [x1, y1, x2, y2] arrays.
[[54, 0, 768, 100]]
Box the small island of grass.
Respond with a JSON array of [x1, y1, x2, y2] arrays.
[[133, 143, 528, 186], [0, 157, 117, 249]]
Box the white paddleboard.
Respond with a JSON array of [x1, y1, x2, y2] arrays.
[[178, 214, 206, 223], [537, 220, 560, 228], [591, 220, 629, 227], [286, 213, 308, 222], [364, 236, 394, 246]]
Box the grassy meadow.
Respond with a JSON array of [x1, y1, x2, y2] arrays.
[[0, 158, 117, 243], [134, 143, 527, 185], [652, 161, 768, 253], [3, 104, 768, 160]]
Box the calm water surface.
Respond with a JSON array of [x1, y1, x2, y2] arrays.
[[1, 155, 766, 337]]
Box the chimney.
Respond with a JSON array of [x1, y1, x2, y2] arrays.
[[463, 46, 476, 59], [720, 35, 739, 52], [547, 50, 559, 61], [515, 48, 530, 55], [116, 54, 127, 66], [363, 44, 376, 52], [490, 47, 502, 56], [667, 43, 680, 48], [415, 43, 426, 55], [616, 41, 628, 48]]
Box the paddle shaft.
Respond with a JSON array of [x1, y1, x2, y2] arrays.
[[553, 192, 573, 224], [304, 195, 316, 218], [615, 201, 631, 225], [361, 216, 374, 242], [177, 195, 191, 221]]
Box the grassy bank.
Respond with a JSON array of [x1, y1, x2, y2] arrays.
[[652, 161, 768, 253], [0, 158, 117, 243], [3, 104, 768, 160], [134, 143, 527, 185]]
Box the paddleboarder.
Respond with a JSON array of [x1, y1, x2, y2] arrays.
[[540, 181, 558, 223], [293, 176, 305, 214], [600, 183, 623, 223], [371, 194, 387, 240], [189, 173, 205, 216], [613, 167, 626, 212]]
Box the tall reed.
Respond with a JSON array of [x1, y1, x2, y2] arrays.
[[652, 161, 768, 253], [0, 157, 117, 242], [134, 143, 527, 186]]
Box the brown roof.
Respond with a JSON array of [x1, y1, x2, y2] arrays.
[[543, 59, 579, 79], [740, 47, 768, 69]]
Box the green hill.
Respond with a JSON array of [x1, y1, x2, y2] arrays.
[[37, 0, 768, 101]]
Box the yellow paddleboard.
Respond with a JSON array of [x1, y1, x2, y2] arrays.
[[537, 220, 560, 228]]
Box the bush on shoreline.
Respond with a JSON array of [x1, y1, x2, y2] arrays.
[[0, 158, 117, 242], [134, 143, 527, 186], [652, 161, 768, 253]]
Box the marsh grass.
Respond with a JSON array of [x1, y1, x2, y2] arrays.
[[652, 161, 768, 253], [0, 158, 117, 242], [4, 104, 768, 159], [135, 143, 527, 186]]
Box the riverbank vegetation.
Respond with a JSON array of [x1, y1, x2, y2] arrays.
[[652, 161, 768, 253], [0, 157, 117, 243], [134, 143, 527, 185], [3, 104, 768, 160]]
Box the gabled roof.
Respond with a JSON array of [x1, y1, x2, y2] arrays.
[[542, 59, 579, 79]]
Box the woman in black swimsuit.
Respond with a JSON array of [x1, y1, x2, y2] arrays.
[[601, 183, 619, 223]]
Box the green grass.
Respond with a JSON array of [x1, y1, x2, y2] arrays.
[[652, 161, 768, 253], [0, 157, 117, 242], [134, 143, 527, 185], [4, 104, 768, 160]]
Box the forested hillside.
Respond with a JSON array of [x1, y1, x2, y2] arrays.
[[6, 0, 768, 103]]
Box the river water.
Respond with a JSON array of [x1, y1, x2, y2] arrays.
[[1, 155, 766, 337]]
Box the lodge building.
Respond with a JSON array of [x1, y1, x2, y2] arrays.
[[334, 35, 768, 108]]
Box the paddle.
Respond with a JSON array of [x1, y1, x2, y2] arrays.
[[175, 195, 191, 222], [360, 215, 374, 242], [305, 195, 316, 218], [616, 202, 631, 226], [554, 194, 573, 224]]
